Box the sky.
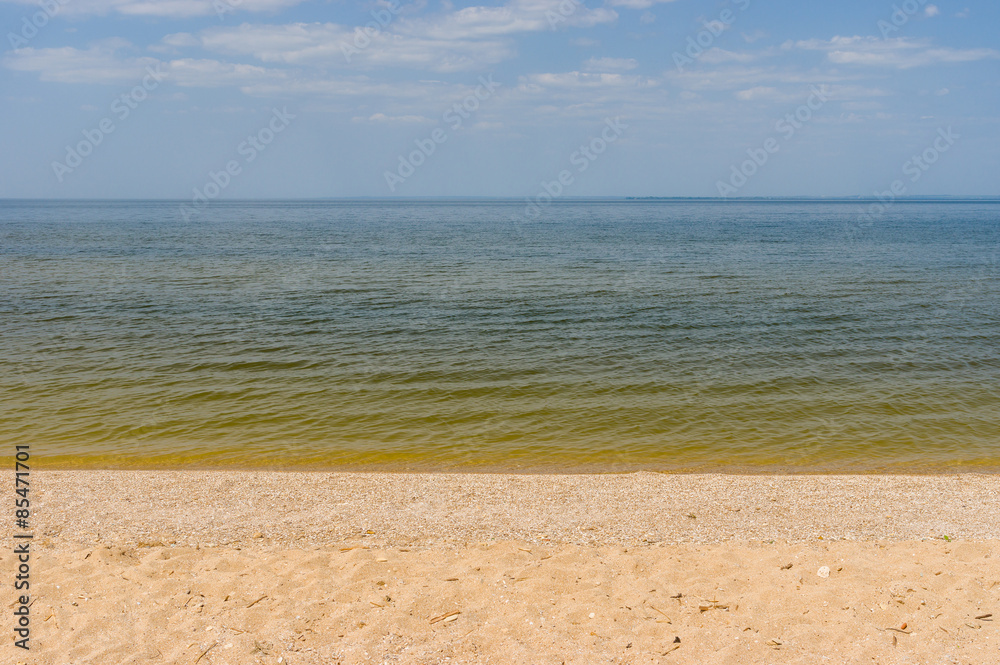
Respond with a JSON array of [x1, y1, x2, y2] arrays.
[[1, 0, 998, 198]]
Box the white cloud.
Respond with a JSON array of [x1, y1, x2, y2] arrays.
[[162, 33, 200, 48], [839, 101, 883, 111], [168, 58, 287, 87], [394, 0, 616, 39], [356, 113, 433, 123], [583, 56, 638, 72], [698, 47, 763, 65], [795, 36, 999, 69], [734, 86, 779, 101], [198, 22, 514, 72], [519, 71, 657, 90], [924, 4, 939, 17], [3, 40, 512, 106], [3, 44, 159, 83], [0, 0, 304, 18], [4, 44, 287, 87], [665, 65, 851, 92], [149, 32, 200, 53], [606, 0, 676, 9], [185, 0, 617, 73]]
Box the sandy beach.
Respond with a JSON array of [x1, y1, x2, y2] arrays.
[[14, 471, 1000, 664]]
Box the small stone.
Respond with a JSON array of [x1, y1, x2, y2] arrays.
[[817, 566, 830, 578], [589, 613, 595, 619], [253, 532, 264, 539]]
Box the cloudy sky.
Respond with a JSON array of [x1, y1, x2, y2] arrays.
[[2, 0, 998, 198]]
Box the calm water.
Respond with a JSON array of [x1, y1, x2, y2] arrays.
[[1, 199, 998, 471]]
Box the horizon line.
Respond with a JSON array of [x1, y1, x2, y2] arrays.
[[3, 195, 1000, 203]]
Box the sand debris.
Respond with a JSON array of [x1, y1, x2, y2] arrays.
[[883, 626, 911, 634], [194, 642, 217, 664], [698, 602, 729, 612], [430, 611, 461, 624], [647, 604, 671, 622]]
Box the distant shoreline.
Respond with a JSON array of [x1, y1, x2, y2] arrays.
[[3, 195, 1000, 203]]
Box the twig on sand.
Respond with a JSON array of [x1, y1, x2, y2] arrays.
[[194, 642, 217, 664], [647, 604, 671, 621], [430, 611, 461, 624]]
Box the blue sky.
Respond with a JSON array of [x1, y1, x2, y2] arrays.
[[1, 0, 998, 198]]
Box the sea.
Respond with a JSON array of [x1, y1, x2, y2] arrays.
[[1, 199, 997, 471]]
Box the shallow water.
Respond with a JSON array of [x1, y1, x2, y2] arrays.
[[1, 199, 998, 470]]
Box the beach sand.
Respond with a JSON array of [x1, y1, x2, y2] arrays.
[[14, 471, 1000, 664]]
